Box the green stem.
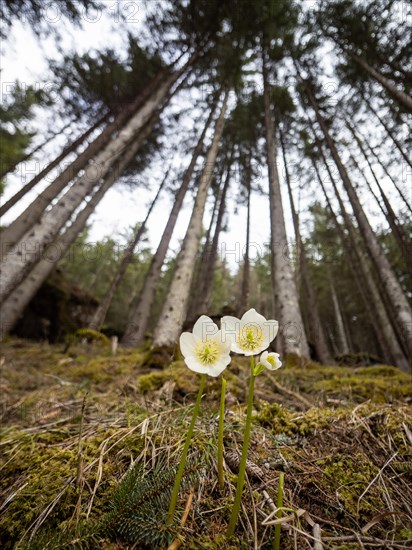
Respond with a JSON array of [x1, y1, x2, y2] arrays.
[[218, 377, 227, 491], [167, 373, 207, 524], [273, 472, 284, 550], [226, 356, 255, 537]]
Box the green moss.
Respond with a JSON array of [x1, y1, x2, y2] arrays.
[[272, 360, 411, 404], [0, 425, 146, 547], [1, 339, 411, 548], [75, 328, 111, 345], [185, 535, 248, 549], [254, 402, 346, 436], [283, 352, 310, 369], [399, 529, 412, 540], [314, 367, 412, 402], [138, 370, 170, 394], [319, 453, 381, 518]]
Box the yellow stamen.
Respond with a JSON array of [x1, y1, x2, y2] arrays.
[[237, 325, 264, 352], [195, 339, 220, 365]]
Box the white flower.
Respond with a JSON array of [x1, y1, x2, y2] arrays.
[[221, 308, 279, 356], [259, 351, 282, 371], [179, 315, 232, 377]]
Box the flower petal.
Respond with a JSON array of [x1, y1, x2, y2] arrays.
[[263, 319, 279, 344], [231, 343, 247, 355], [221, 315, 240, 337], [263, 352, 282, 371], [214, 330, 231, 354], [179, 332, 196, 358], [184, 356, 210, 375], [192, 315, 218, 341], [241, 308, 267, 327], [260, 350, 269, 362], [209, 355, 231, 377]]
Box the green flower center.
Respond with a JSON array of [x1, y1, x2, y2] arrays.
[[237, 325, 264, 352], [266, 355, 276, 368], [195, 339, 220, 365]]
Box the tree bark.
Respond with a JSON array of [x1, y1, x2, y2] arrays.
[[263, 52, 309, 357], [312, 147, 410, 371], [187, 176, 222, 321], [349, 149, 412, 276], [121, 96, 219, 347], [239, 166, 251, 316], [365, 140, 412, 216], [0, 114, 108, 217], [364, 98, 412, 169], [198, 162, 231, 315], [304, 82, 412, 359], [0, 130, 147, 337], [152, 91, 229, 347], [349, 51, 412, 112], [280, 129, 332, 364], [88, 165, 170, 330], [329, 276, 350, 355], [0, 65, 173, 249], [0, 60, 191, 304], [0, 117, 75, 181]]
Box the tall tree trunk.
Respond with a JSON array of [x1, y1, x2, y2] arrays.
[[197, 162, 231, 316], [311, 158, 381, 355], [0, 60, 192, 304], [364, 98, 412, 168], [0, 65, 174, 249], [0, 117, 75, 181], [121, 97, 219, 347], [187, 179, 222, 321], [152, 91, 229, 347], [88, 166, 170, 330], [304, 82, 412, 358], [329, 276, 350, 355], [239, 166, 251, 316], [263, 52, 309, 357], [349, 151, 412, 276], [346, 123, 412, 266], [312, 147, 410, 371], [365, 139, 412, 216], [344, 48, 412, 111], [0, 114, 108, 217], [280, 129, 332, 364], [0, 131, 147, 337]]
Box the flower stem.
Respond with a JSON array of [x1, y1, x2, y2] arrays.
[[226, 356, 255, 537], [218, 377, 227, 491], [167, 373, 207, 524], [273, 472, 284, 550]]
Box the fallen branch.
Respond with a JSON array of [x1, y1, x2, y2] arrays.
[[264, 371, 314, 408]]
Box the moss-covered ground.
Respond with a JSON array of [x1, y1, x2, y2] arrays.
[[0, 339, 411, 549]]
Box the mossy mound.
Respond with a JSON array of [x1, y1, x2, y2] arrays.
[[0, 339, 411, 549]]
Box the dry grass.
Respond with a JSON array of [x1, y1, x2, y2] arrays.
[[0, 339, 411, 549]]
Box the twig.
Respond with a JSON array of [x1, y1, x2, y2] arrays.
[[167, 489, 194, 550], [402, 422, 412, 446], [322, 534, 412, 548], [72, 393, 88, 529], [0, 482, 28, 511], [312, 523, 323, 550], [262, 489, 276, 512], [246, 475, 258, 550], [357, 451, 398, 514], [263, 371, 314, 408]]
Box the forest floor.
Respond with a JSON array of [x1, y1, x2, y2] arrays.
[[0, 338, 411, 549]]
